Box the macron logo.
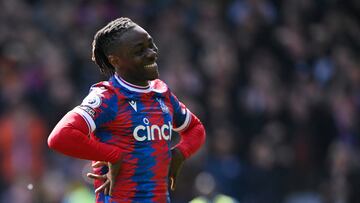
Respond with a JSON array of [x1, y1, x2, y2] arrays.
[[129, 100, 137, 112]]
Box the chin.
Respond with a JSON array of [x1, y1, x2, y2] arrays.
[[147, 70, 160, 80]]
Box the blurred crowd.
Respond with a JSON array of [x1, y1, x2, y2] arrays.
[[1, 0, 360, 202]]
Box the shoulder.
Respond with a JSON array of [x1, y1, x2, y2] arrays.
[[89, 81, 117, 96], [84, 81, 118, 105], [91, 81, 115, 90], [150, 79, 169, 94], [81, 81, 119, 109]]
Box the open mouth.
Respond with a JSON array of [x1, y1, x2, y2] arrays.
[[144, 62, 157, 69]]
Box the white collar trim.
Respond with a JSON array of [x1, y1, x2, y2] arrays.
[[114, 75, 152, 93]]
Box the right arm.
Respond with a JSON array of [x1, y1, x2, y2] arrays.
[[48, 110, 122, 163], [48, 84, 122, 164]]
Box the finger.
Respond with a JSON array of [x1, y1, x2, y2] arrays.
[[95, 179, 110, 193], [104, 187, 108, 196], [92, 161, 107, 168], [169, 168, 178, 189], [87, 173, 107, 180], [95, 180, 109, 193], [109, 179, 116, 196], [170, 177, 175, 191]]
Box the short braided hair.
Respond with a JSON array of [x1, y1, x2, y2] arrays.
[[92, 17, 137, 76]]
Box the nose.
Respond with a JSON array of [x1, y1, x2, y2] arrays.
[[147, 48, 158, 61]]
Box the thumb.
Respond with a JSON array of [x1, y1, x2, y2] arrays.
[[109, 177, 116, 196], [170, 176, 177, 191], [168, 163, 177, 191], [108, 161, 122, 196], [92, 161, 107, 168]]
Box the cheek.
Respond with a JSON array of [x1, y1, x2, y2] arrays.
[[133, 56, 144, 65], [122, 57, 141, 69]]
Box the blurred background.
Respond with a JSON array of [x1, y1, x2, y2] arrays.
[[0, 0, 360, 202]]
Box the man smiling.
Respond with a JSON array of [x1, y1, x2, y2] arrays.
[[48, 17, 206, 203]]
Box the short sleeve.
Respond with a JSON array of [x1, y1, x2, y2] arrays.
[[72, 85, 118, 133], [169, 92, 191, 132]]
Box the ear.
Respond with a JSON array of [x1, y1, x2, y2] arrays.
[[108, 55, 122, 69]]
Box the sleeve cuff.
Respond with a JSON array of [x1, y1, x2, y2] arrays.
[[173, 109, 191, 132], [174, 145, 190, 159]]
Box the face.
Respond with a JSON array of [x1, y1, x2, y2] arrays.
[[109, 25, 159, 86]]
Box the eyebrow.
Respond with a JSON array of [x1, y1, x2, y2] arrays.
[[133, 42, 144, 49], [132, 38, 153, 49]]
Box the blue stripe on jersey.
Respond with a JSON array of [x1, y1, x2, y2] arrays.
[[154, 95, 172, 202], [95, 130, 113, 142], [109, 76, 124, 92], [132, 96, 157, 200], [111, 76, 158, 201], [169, 94, 186, 127], [95, 93, 118, 126], [157, 95, 172, 159], [98, 192, 109, 203]]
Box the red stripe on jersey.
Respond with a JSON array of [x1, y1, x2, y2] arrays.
[[148, 96, 171, 202]]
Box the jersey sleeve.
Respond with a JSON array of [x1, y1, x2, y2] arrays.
[[169, 92, 191, 132], [72, 84, 118, 134]]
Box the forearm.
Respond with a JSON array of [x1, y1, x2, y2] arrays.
[[48, 111, 122, 163], [175, 113, 206, 159]]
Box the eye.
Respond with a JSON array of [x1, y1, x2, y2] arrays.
[[134, 47, 145, 56]]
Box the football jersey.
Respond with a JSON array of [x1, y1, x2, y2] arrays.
[[72, 75, 191, 203]]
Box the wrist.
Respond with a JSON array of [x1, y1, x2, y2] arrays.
[[172, 147, 186, 161], [103, 144, 123, 164]]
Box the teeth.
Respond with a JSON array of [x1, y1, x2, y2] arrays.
[[144, 63, 156, 68]]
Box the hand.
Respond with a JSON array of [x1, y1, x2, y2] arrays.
[[169, 148, 185, 191], [87, 160, 122, 196]]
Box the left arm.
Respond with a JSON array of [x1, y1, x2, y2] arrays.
[[169, 112, 206, 190], [174, 112, 206, 159]]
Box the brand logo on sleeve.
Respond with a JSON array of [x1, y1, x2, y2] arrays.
[[133, 118, 172, 141]]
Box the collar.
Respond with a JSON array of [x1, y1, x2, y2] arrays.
[[114, 74, 152, 93]]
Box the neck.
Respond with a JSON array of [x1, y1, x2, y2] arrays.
[[115, 74, 149, 87]]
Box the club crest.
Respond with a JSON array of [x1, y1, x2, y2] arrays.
[[156, 98, 169, 113]]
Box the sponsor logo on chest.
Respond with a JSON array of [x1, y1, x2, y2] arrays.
[[133, 118, 172, 141]]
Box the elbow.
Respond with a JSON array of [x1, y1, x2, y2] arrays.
[[197, 122, 206, 146], [47, 131, 59, 150], [190, 113, 206, 145], [200, 123, 206, 143], [47, 127, 66, 150]]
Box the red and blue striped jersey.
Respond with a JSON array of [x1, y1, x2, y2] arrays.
[[73, 75, 191, 203]]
